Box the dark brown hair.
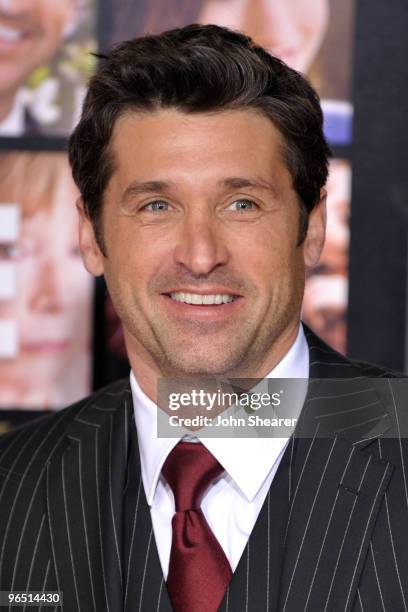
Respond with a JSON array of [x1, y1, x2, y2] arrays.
[[68, 24, 330, 253]]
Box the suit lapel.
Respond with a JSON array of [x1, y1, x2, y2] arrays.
[[277, 326, 394, 612], [222, 325, 394, 611], [46, 379, 171, 612], [46, 380, 131, 611], [122, 416, 172, 612]]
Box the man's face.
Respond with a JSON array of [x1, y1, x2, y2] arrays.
[[80, 109, 325, 380], [0, 0, 75, 99]]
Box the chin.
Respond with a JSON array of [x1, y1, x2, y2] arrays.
[[163, 352, 239, 377]]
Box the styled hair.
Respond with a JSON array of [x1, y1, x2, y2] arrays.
[[68, 24, 330, 252], [0, 152, 75, 218]]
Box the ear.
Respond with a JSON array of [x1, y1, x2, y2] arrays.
[[76, 198, 105, 276], [303, 188, 327, 268]]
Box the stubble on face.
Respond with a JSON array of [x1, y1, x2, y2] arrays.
[[100, 109, 307, 383], [105, 262, 303, 379]]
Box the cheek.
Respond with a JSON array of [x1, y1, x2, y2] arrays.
[[15, 260, 35, 307], [257, 236, 305, 300], [106, 221, 169, 283], [40, 7, 71, 48], [236, 228, 295, 288], [0, 302, 14, 318], [103, 249, 144, 313], [64, 257, 91, 288], [297, 0, 328, 44], [198, 1, 242, 28], [64, 272, 93, 318]]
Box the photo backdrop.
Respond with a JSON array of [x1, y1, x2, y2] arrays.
[[4, 0, 407, 430], [0, 152, 93, 414], [0, 0, 97, 139]]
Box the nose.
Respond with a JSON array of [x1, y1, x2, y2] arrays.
[[28, 258, 64, 314], [240, 0, 300, 53], [173, 208, 230, 276]]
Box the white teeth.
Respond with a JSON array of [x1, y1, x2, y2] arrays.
[[0, 24, 24, 42], [169, 292, 236, 305]]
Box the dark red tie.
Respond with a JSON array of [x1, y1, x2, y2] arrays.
[[162, 442, 233, 612]]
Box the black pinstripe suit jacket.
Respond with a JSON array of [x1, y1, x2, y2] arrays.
[[1, 325, 408, 612]]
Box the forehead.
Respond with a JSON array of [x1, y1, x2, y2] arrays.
[[108, 108, 291, 189]]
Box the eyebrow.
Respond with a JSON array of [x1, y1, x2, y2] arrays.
[[120, 176, 279, 202], [222, 177, 279, 196], [121, 180, 175, 202]]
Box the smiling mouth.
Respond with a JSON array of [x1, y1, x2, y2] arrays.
[[0, 23, 28, 45], [167, 292, 239, 305]]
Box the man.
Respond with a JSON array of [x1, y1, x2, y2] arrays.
[[0, 24, 407, 612], [0, 0, 77, 136]]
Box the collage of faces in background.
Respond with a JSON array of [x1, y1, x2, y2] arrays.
[[0, 0, 96, 421], [0, 0, 96, 137], [0, 0, 354, 421]]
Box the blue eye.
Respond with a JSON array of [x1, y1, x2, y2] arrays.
[[144, 200, 169, 212], [230, 199, 256, 211]]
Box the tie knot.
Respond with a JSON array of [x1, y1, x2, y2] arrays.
[[162, 442, 224, 511]]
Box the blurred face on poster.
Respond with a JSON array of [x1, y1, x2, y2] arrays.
[[0, 0, 78, 127], [0, 153, 92, 409], [198, 0, 329, 73], [302, 160, 350, 353]]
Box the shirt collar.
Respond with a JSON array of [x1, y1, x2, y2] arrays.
[[131, 324, 309, 505]]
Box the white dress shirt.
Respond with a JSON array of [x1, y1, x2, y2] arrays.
[[130, 325, 309, 578]]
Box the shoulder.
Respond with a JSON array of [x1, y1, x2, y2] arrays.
[[303, 323, 406, 379], [0, 378, 130, 472], [347, 359, 404, 379]]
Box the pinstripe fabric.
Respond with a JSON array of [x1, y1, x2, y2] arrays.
[[1, 325, 408, 611]]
